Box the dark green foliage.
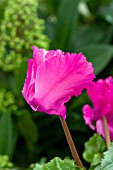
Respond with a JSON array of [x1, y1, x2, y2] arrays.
[[54, 0, 80, 50], [77, 44, 113, 74], [98, 0, 113, 24], [0, 112, 14, 157], [17, 110, 37, 150], [0, 0, 49, 167]]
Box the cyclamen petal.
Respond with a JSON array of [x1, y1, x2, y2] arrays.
[[83, 76, 113, 140], [96, 119, 113, 140], [22, 46, 95, 119], [83, 105, 95, 130], [32, 46, 47, 65]]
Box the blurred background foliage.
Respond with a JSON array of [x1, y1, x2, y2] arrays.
[[0, 0, 113, 169]]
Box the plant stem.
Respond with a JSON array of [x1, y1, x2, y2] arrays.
[[102, 116, 110, 149], [59, 116, 83, 168]]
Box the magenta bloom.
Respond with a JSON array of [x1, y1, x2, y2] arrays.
[[22, 46, 95, 119], [83, 76, 113, 140]]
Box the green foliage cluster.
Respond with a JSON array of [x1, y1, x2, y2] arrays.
[[0, 0, 49, 71], [0, 89, 17, 114], [0, 155, 13, 170], [0, 0, 49, 167], [1, 142, 112, 170]]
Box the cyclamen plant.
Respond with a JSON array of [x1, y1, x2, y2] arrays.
[[83, 77, 113, 148], [22, 46, 95, 168], [22, 46, 95, 119], [22, 46, 112, 169]]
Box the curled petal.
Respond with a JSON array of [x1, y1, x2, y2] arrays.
[[22, 59, 33, 100], [96, 118, 113, 140], [33, 52, 95, 119], [96, 120, 104, 138], [83, 105, 95, 130], [32, 46, 47, 65], [22, 47, 95, 119]]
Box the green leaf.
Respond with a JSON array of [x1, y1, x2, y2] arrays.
[[68, 91, 89, 110], [54, 0, 80, 50], [77, 44, 113, 74], [101, 143, 113, 170], [34, 157, 82, 170], [70, 25, 113, 50], [94, 165, 101, 170], [99, 1, 113, 24], [15, 60, 28, 95], [17, 110, 38, 150], [92, 153, 103, 166], [90, 153, 103, 170], [83, 133, 106, 163], [0, 71, 8, 90], [0, 112, 14, 157], [87, 0, 103, 13], [0, 0, 8, 21]]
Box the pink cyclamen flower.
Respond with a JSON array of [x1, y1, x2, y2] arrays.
[[83, 76, 113, 140], [22, 46, 95, 119]]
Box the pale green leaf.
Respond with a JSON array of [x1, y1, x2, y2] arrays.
[[33, 164, 42, 170], [33, 157, 82, 170], [94, 165, 101, 170], [101, 143, 113, 170], [92, 153, 103, 166]]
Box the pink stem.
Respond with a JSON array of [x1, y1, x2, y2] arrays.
[[60, 116, 83, 168], [102, 116, 110, 148]]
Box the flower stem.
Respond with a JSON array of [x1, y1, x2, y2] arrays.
[[59, 116, 83, 168], [102, 116, 110, 149]]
